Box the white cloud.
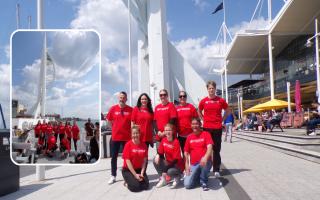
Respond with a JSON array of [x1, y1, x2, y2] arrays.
[[49, 31, 100, 79], [174, 36, 222, 71], [65, 81, 88, 89], [72, 81, 99, 97], [167, 22, 172, 35], [229, 17, 269, 36], [71, 0, 138, 104], [192, 0, 209, 10], [71, 0, 135, 55]]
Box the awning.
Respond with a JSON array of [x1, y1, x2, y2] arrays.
[[228, 79, 264, 89], [226, 0, 320, 75]]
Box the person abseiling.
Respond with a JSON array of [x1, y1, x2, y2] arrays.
[[122, 126, 149, 192], [176, 91, 198, 154], [106, 91, 133, 184], [153, 123, 184, 189], [131, 93, 154, 149], [184, 118, 213, 191], [198, 80, 230, 178], [154, 89, 177, 145]]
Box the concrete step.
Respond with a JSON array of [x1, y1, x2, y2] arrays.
[[234, 131, 320, 152], [233, 131, 320, 164]]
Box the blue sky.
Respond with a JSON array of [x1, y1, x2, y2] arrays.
[[0, 0, 285, 127]]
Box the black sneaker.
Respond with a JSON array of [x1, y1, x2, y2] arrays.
[[202, 183, 209, 191]]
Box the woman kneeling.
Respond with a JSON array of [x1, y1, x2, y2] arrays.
[[122, 126, 149, 192], [153, 124, 184, 188]]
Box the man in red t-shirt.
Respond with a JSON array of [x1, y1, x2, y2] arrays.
[[198, 80, 230, 178], [184, 118, 213, 190], [106, 91, 133, 184]]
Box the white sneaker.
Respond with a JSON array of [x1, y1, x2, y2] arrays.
[[170, 177, 180, 189], [108, 176, 116, 184], [309, 132, 317, 136], [156, 178, 167, 188], [214, 172, 221, 178]]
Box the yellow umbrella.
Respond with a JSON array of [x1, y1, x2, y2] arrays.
[[243, 104, 265, 113], [254, 99, 295, 110]]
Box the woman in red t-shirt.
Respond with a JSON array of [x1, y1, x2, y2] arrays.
[[176, 91, 198, 154], [121, 126, 149, 192], [131, 93, 154, 149], [154, 89, 177, 144], [153, 123, 184, 189], [72, 120, 80, 151]]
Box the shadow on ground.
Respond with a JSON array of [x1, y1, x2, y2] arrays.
[[0, 183, 52, 200]]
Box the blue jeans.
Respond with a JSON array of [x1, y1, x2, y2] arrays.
[[184, 160, 212, 189], [225, 123, 233, 142], [307, 118, 320, 131]]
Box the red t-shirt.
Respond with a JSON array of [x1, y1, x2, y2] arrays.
[[53, 125, 59, 134], [184, 131, 213, 165], [198, 96, 228, 129], [61, 138, 71, 152], [59, 125, 65, 135], [122, 140, 148, 170], [154, 102, 177, 141], [41, 124, 47, 134], [47, 135, 56, 150], [106, 105, 133, 141], [65, 125, 72, 138], [34, 124, 41, 137], [131, 107, 154, 142], [46, 125, 53, 135], [176, 103, 198, 137], [158, 138, 184, 171], [72, 125, 80, 140]]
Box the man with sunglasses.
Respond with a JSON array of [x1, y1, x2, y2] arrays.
[[176, 91, 198, 154], [198, 81, 230, 178], [106, 91, 133, 184], [154, 89, 177, 146]]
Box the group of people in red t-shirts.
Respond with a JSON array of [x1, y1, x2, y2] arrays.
[[106, 81, 230, 192], [34, 119, 80, 158]]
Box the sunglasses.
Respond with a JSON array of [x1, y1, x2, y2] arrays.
[[179, 95, 187, 98], [159, 93, 167, 97]]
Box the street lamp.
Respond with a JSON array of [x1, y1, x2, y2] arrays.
[[306, 18, 320, 103]]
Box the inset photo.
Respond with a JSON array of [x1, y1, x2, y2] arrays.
[[11, 30, 100, 165]]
